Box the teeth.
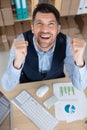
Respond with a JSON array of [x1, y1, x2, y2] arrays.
[[40, 36, 50, 39]]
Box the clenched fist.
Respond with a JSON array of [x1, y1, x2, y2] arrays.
[[71, 38, 86, 67], [12, 39, 28, 69]]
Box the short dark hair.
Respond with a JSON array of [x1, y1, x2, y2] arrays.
[[32, 3, 61, 25]]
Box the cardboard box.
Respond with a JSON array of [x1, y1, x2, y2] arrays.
[[0, 10, 4, 26], [81, 15, 87, 38], [75, 15, 87, 38], [0, 0, 11, 8], [31, 0, 38, 14], [55, 0, 62, 12], [60, 0, 72, 16], [0, 28, 10, 51], [22, 21, 31, 32], [81, 14, 87, 25], [5, 25, 15, 46], [75, 15, 84, 31], [60, 17, 69, 35], [0, 29, 2, 44], [67, 16, 80, 37], [1, 8, 14, 26], [14, 22, 23, 36], [69, 0, 80, 15]]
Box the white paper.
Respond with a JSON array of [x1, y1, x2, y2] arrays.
[[53, 82, 87, 122]]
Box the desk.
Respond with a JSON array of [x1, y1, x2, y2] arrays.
[[0, 78, 87, 130], [0, 114, 11, 130]]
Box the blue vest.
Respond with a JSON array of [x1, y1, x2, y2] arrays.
[[20, 30, 66, 83]]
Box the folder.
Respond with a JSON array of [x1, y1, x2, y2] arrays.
[[21, 0, 28, 19], [77, 0, 85, 14], [82, 0, 87, 14], [15, 0, 22, 20]]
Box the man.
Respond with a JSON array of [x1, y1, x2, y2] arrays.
[[1, 3, 87, 91]]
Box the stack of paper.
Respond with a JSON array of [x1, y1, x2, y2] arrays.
[[53, 82, 87, 122]]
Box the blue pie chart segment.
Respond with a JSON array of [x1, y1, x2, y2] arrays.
[[64, 104, 76, 114]]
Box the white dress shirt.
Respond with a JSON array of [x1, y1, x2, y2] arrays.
[[1, 33, 87, 91]]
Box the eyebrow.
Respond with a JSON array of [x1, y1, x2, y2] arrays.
[[35, 19, 56, 23]]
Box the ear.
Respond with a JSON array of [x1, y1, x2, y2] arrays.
[[57, 25, 61, 34], [31, 24, 34, 34]]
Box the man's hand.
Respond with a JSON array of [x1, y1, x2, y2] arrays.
[[12, 39, 28, 69], [71, 38, 86, 67]]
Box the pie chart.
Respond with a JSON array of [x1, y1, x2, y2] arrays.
[[64, 104, 76, 114]]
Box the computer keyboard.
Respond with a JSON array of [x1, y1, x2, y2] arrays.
[[12, 90, 58, 130], [0, 95, 10, 125]]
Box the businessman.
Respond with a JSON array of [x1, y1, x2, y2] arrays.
[[1, 3, 87, 91]]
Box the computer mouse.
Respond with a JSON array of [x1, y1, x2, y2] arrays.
[[36, 85, 49, 98]]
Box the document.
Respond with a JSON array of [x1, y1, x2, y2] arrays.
[[53, 82, 87, 122]]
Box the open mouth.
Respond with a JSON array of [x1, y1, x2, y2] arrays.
[[38, 32, 51, 40], [37, 33, 53, 49], [40, 35, 50, 39]]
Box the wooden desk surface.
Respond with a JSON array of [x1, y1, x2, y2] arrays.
[[0, 78, 87, 130]]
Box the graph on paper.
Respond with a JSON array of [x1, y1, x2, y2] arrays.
[[64, 104, 76, 114], [53, 82, 78, 101]]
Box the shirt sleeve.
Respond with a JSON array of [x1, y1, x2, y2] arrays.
[[1, 34, 25, 91], [64, 36, 87, 90]]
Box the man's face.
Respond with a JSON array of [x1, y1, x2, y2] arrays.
[[31, 12, 60, 52]]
